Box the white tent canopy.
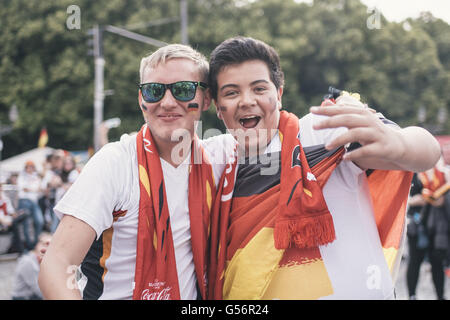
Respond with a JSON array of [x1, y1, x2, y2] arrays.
[[0, 147, 54, 182]]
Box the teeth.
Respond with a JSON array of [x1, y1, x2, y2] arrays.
[[239, 116, 261, 127]]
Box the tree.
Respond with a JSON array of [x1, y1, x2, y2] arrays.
[[1, 0, 448, 159]]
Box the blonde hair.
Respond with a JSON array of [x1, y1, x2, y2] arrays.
[[139, 44, 209, 83]]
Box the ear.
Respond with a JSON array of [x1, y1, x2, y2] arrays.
[[138, 90, 148, 111], [277, 86, 283, 110], [214, 100, 223, 120], [138, 90, 143, 108], [202, 88, 212, 112]]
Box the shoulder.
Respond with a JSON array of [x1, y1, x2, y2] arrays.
[[199, 133, 236, 162], [199, 134, 237, 185], [99, 133, 137, 158], [72, 132, 139, 193], [200, 133, 236, 150], [299, 112, 347, 147], [86, 133, 137, 171]]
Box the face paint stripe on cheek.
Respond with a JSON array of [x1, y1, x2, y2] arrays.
[[269, 97, 277, 111], [188, 103, 199, 114], [139, 91, 148, 111]]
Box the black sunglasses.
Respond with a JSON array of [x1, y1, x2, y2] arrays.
[[139, 81, 208, 103]]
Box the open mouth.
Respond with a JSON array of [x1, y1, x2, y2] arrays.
[[239, 116, 261, 129]]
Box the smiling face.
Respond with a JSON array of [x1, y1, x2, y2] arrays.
[[215, 59, 283, 155], [139, 58, 211, 158]]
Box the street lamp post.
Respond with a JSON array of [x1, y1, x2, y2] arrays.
[[87, 15, 183, 152], [180, 0, 189, 45], [87, 1, 189, 152], [93, 25, 105, 153]]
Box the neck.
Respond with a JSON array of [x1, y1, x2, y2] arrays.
[[156, 139, 192, 168]]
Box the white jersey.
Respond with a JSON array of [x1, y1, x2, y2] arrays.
[[257, 112, 397, 299], [54, 132, 234, 300], [302, 112, 395, 299]]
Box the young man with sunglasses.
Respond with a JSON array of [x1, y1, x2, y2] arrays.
[[39, 44, 234, 300], [207, 37, 441, 299]]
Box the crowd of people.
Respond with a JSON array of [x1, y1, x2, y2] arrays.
[[0, 149, 81, 255], [406, 157, 450, 300]]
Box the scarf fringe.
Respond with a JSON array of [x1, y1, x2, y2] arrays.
[[274, 213, 336, 249]]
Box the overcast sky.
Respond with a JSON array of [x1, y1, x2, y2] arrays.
[[295, 0, 450, 24], [360, 0, 450, 24]]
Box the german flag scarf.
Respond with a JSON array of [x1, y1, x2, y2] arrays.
[[208, 110, 344, 299], [133, 124, 216, 300], [208, 110, 413, 299]]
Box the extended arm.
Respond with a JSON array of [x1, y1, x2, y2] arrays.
[[38, 215, 96, 299], [310, 99, 441, 172]]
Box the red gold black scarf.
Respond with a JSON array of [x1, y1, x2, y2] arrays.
[[208, 110, 344, 299], [133, 124, 216, 300]]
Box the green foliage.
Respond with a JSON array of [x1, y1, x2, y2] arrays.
[[0, 0, 449, 159]]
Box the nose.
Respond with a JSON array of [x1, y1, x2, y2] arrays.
[[238, 90, 256, 109], [159, 87, 178, 109]]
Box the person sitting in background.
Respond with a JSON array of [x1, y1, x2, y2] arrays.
[[0, 183, 28, 254], [17, 161, 44, 250], [11, 232, 52, 300]]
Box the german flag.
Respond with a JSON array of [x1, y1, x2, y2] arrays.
[[38, 128, 48, 148]]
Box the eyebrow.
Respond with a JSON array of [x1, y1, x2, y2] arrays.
[[219, 79, 270, 92]]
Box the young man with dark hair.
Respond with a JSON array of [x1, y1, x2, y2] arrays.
[[207, 36, 441, 299]]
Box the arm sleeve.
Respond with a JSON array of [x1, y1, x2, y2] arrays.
[[53, 143, 127, 239]]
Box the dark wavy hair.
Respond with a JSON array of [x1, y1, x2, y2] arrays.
[[208, 36, 285, 100]]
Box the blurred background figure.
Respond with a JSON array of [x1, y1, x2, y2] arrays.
[[406, 157, 450, 300], [10, 232, 52, 300], [53, 154, 80, 231], [0, 183, 28, 255], [17, 161, 44, 250], [57, 154, 79, 200], [39, 150, 64, 233]]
